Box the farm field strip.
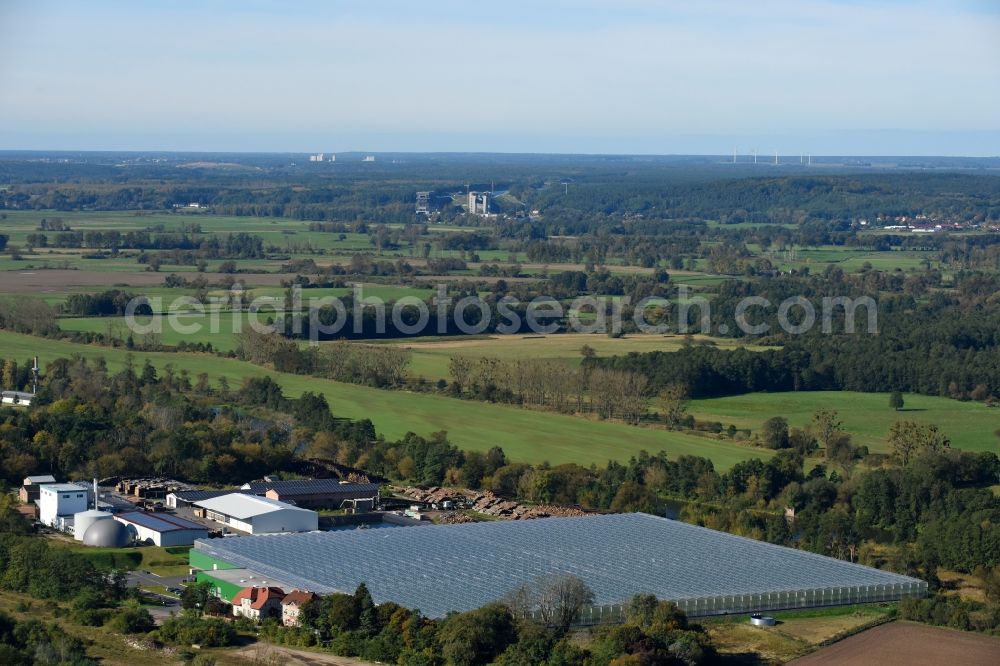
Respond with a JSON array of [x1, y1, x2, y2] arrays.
[[0, 329, 767, 469], [385, 333, 767, 381], [690, 390, 1000, 454]]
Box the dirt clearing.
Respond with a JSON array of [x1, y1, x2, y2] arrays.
[[789, 621, 1000, 665], [219, 644, 375, 666]]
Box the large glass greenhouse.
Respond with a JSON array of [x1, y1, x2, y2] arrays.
[[191, 512, 926, 619]]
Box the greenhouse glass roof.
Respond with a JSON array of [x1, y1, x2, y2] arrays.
[[192, 512, 924, 618]]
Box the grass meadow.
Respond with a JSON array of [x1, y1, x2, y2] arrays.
[[0, 329, 769, 469], [690, 390, 999, 454]]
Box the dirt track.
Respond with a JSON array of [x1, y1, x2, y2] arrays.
[[223, 644, 375, 666], [789, 622, 1000, 666]]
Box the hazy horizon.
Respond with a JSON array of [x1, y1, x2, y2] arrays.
[[1, 0, 998, 156], [2, 148, 999, 161]]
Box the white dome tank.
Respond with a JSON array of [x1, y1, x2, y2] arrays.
[[74, 509, 112, 541]]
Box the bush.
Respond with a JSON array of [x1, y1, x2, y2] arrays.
[[157, 612, 237, 647], [108, 604, 155, 634], [72, 608, 110, 627]]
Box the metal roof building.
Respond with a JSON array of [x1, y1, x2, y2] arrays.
[[114, 511, 210, 546], [194, 493, 318, 535], [240, 479, 379, 509], [191, 513, 926, 620], [23, 475, 56, 485], [1, 390, 34, 406], [166, 489, 247, 508], [19, 475, 57, 503]]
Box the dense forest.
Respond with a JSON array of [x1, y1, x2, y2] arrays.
[[3, 153, 1000, 228]]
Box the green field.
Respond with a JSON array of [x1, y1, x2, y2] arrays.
[[55, 283, 437, 351], [744, 243, 938, 273], [3, 325, 993, 462], [691, 391, 1000, 454], [59, 314, 248, 351], [0, 329, 768, 469], [385, 333, 766, 380], [1, 210, 935, 279], [50, 540, 191, 575]]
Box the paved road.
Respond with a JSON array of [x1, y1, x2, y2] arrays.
[[126, 570, 188, 624], [126, 570, 188, 589], [145, 598, 181, 623]]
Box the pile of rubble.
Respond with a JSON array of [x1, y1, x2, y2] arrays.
[[468, 491, 587, 520], [397, 486, 587, 521], [401, 486, 466, 506], [437, 512, 476, 524]]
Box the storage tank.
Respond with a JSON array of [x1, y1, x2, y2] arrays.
[[82, 518, 133, 548], [74, 509, 112, 542]]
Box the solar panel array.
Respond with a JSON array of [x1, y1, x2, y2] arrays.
[[172, 490, 247, 503], [243, 480, 379, 496], [193, 512, 925, 618]]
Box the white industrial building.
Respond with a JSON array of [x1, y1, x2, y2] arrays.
[[1, 391, 34, 406], [194, 493, 318, 534], [114, 511, 209, 546], [39, 483, 89, 528], [467, 191, 490, 215]]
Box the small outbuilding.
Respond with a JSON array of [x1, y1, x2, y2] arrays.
[[19, 474, 56, 503], [1, 391, 34, 407]]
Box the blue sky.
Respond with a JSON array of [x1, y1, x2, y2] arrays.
[[0, 0, 998, 155]]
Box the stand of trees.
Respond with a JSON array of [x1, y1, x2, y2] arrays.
[[234, 329, 411, 387], [447, 356, 649, 423], [259, 578, 714, 666]]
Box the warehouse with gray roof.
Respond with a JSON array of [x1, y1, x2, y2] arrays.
[[194, 493, 318, 534], [190, 512, 926, 619], [239, 479, 379, 509]]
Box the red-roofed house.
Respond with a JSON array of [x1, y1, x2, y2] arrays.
[[281, 589, 318, 627], [231, 586, 285, 621]]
